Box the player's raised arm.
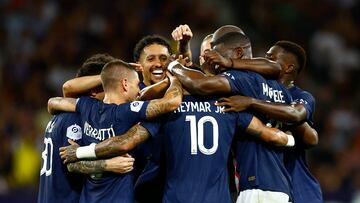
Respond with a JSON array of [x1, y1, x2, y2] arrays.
[[63, 75, 102, 98], [204, 50, 281, 78], [245, 116, 295, 147], [145, 73, 183, 119], [168, 61, 231, 95], [172, 24, 193, 61], [216, 95, 307, 124], [47, 97, 77, 115]]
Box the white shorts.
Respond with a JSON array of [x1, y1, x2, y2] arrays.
[[236, 189, 291, 203]]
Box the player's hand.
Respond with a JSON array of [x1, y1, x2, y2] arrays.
[[204, 50, 232, 68], [215, 95, 254, 112], [129, 63, 143, 72], [171, 24, 193, 43], [59, 139, 79, 164], [105, 154, 135, 174], [176, 55, 192, 67]]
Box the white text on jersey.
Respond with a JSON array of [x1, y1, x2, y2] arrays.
[[84, 121, 115, 141]]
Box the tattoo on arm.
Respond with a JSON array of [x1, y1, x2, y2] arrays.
[[146, 80, 182, 119], [67, 160, 106, 174], [95, 124, 150, 158]]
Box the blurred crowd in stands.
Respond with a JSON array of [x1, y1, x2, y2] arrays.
[[0, 0, 359, 202]]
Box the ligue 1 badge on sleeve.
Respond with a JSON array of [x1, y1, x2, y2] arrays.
[[66, 124, 82, 140], [130, 101, 144, 112]]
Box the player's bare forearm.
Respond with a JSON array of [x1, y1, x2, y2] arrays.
[[146, 76, 183, 119], [47, 97, 76, 115], [178, 41, 192, 60], [67, 160, 106, 174], [232, 58, 281, 78], [251, 100, 307, 124], [63, 75, 102, 98], [171, 63, 231, 95], [95, 124, 150, 158], [288, 122, 318, 148], [246, 116, 292, 146], [138, 78, 170, 101]]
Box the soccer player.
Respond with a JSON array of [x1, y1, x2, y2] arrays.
[[168, 26, 294, 202], [37, 54, 135, 203], [215, 41, 323, 203], [59, 87, 294, 203], [47, 59, 182, 203]]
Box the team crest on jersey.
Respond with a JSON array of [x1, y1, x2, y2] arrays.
[[130, 101, 144, 112], [66, 124, 82, 140]]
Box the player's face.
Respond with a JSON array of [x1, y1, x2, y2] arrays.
[[139, 44, 170, 86], [265, 46, 286, 71], [199, 38, 212, 65]]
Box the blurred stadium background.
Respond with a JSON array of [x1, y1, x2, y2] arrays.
[[0, 0, 359, 202]]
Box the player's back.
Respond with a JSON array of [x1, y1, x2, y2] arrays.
[[37, 112, 83, 203], [75, 96, 149, 203], [222, 70, 293, 196], [284, 86, 323, 203], [144, 95, 252, 203]]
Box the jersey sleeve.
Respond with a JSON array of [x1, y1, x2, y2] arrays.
[[235, 111, 253, 131], [221, 70, 255, 95], [115, 101, 150, 124], [61, 114, 83, 146], [75, 96, 94, 114], [139, 117, 165, 138], [294, 91, 316, 126]]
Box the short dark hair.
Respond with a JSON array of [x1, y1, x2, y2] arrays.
[[211, 32, 251, 49], [101, 59, 136, 90], [275, 40, 307, 74], [77, 53, 115, 77], [133, 35, 171, 62]]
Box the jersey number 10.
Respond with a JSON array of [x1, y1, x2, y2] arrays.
[[186, 115, 219, 155]]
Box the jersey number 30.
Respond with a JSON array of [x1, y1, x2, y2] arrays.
[[186, 115, 219, 155], [40, 137, 53, 176]]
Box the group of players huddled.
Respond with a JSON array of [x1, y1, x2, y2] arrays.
[[37, 24, 323, 203]]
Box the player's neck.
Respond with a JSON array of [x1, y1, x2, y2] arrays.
[[279, 76, 295, 89], [103, 92, 127, 105]]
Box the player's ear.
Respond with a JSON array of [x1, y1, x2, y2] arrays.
[[233, 47, 244, 59], [286, 64, 295, 74], [122, 78, 129, 92]]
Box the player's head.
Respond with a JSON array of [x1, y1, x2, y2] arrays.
[[101, 60, 140, 102], [211, 31, 252, 60], [266, 40, 306, 79], [199, 34, 213, 65], [133, 35, 172, 86], [77, 53, 116, 98], [212, 25, 245, 41], [77, 53, 115, 77]]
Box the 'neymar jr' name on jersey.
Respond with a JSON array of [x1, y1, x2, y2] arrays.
[[262, 83, 285, 103], [84, 121, 115, 141], [174, 101, 225, 114]]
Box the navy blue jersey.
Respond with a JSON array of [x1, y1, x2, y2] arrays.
[[75, 96, 149, 203], [37, 113, 84, 203], [285, 86, 323, 203], [222, 70, 293, 196], [141, 95, 253, 203], [134, 81, 165, 203]]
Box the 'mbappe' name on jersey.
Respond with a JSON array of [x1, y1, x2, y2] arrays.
[[174, 101, 225, 113], [262, 83, 285, 103], [84, 121, 115, 141]]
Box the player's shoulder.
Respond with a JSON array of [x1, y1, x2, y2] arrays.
[[290, 86, 315, 100]]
